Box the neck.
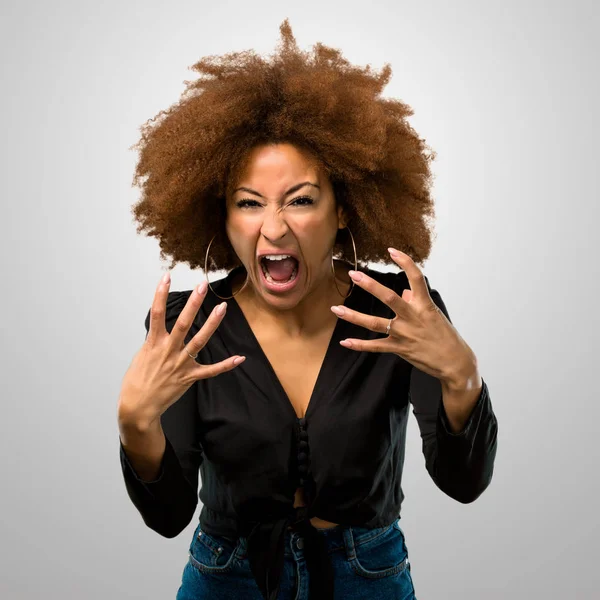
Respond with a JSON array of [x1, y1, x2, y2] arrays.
[[231, 260, 352, 338]]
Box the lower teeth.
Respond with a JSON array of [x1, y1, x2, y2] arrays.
[[262, 264, 298, 285]]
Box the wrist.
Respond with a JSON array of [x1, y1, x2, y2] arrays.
[[118, 402, 162, 434], [440, 350, 480, 393]]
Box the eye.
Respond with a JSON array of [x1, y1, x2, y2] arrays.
[[235, 199, 261, 209], [291, 196, 314, 206], [235, 196, 314, 209]]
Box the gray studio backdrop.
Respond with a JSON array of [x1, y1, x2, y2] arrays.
[[1, 1, 598, 598]]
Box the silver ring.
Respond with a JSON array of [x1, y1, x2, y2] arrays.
[[385, 318, 393, 336], [186, 348, 198, 360]]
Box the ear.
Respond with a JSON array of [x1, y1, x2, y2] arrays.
[[337, 204, 348, 229]]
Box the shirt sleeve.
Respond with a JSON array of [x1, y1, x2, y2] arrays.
[[119, 291, 204, 538], [406, 274, 499, 503]]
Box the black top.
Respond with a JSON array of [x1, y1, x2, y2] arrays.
[[119, 265, 498, 600]]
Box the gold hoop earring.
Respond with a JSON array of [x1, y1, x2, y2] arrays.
[[331, 226, 358, 299], [204, 233, 250, 300]]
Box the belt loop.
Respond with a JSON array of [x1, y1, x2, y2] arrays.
[[342, 526, 356, 560], [235, 535, 246, 560]]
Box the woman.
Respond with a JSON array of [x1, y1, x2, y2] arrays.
[[117, 20, 498, 600]]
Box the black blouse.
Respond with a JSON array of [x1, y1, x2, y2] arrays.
[[119, 265, 498, 600]]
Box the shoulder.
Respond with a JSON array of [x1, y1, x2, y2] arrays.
[[142, 269, 232, 335], [363, 264, 436, 294], [144, 290, 194, 334], [362, 265, 410, 292], [362, 265, 448, 316]]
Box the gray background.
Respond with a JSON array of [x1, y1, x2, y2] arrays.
[[1, 0, 598, 598]]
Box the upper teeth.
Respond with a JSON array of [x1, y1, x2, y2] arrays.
[[263, 255, 291, 260]]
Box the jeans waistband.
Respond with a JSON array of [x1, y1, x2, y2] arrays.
[[198, 506, 402, 559], [232, 520, 400, 559]]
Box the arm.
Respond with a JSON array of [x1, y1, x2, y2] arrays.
[[118, 293, 204, 538], [119, 414, 166, 483], [409, 276, 498, 504]]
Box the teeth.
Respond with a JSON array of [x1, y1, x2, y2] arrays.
[[263, 254, 291, 260], [260, 260, 298, 284]]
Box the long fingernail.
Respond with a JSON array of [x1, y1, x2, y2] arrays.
[[162, 271, 171, 284], [197, 281, 207, 295], [216, 302, 227, 316]]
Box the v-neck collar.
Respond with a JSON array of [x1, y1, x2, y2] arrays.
[[215, 265, 370, 423]]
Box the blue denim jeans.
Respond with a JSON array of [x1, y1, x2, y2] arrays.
[[176, 518, 417, 599]]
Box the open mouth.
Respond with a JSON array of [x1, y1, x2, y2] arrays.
[[259, 256, 299, 285]]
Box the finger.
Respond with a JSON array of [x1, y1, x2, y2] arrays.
[[191, 355, 247, 381], [387, 248, 429, 301], [347, 269, 407, 316], [168, 280, 210, 350], [331, 305, 396, 336], [339, 337, 395, 353], [146, 272, 173, 343], [180, 298, 229, 358]]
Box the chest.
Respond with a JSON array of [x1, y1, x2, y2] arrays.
[[253, 324, 336, 419]]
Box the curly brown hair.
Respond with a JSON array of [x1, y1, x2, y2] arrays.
[[129, 19, 438, 273]]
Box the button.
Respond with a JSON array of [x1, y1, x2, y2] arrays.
[[298, 440, 309, 450], [298, 417, 306, 427], [216, 547, 223, 554], [299, 430, 309, 441], [297, 452, 308, 463], [299, 477, 305, 485], [298, 464, 308, 474], [296, 537, 304, 549]]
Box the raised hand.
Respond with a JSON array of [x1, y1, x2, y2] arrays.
[[330, 248, 476, 386], [117, 273, 245, 429]]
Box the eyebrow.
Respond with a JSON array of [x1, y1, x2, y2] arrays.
[[233, 181, 320, 198]]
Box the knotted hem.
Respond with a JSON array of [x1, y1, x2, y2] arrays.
[[242, 505, 335, 600]]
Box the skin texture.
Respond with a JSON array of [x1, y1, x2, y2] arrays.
[[225, 142, 351, 336]]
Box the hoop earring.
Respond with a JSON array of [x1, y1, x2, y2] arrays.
[[204, 233, 249, 300], [331, 226, 358, 299]]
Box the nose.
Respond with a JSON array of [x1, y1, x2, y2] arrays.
[[259, 206, 290, 242]]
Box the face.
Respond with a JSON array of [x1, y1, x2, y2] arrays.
[[225, 143, 347, 308]]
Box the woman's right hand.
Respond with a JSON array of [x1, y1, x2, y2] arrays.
[[117, 273, 245, 430]]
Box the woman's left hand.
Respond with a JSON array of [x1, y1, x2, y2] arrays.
[[331, 248, 476, 385]]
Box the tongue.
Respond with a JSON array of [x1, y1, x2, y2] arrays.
[[264, 257, 297, 281]]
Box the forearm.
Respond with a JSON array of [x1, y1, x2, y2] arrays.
[[118, 414, 166, 482], [118, 409, 200, 538], [440, 371, 483, 433], [434, 374, 497, 503], [439, 350, 482, 434]]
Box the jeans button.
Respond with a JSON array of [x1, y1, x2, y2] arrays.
[[296, 537, 304, 550]]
